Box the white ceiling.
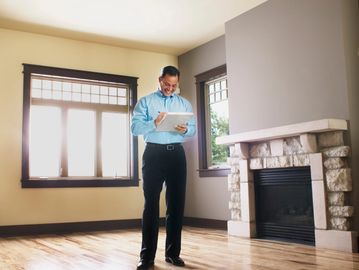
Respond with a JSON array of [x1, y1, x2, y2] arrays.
[[0, 0, 267, 55]]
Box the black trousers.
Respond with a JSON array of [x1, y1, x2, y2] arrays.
[[140, 143, 187, 261]]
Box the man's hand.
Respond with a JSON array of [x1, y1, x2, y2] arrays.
[[154, 112, 167, 127], [175, 124, 188, 134]]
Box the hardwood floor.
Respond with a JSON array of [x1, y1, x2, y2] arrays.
[[0, 226, 358, 270]]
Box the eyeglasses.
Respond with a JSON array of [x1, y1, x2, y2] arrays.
[[161, 79, 178, 90]]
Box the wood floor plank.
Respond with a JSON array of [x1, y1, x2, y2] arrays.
[[0, 226, 358, 269]]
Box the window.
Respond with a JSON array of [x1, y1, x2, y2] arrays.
[[22, 64, 139, 188], [195, 65, 230, 177]]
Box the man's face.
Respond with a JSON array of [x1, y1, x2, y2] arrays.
[[159, 74, 179, 96]]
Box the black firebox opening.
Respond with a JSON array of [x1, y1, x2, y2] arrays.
[[254, 167, 315, 245]]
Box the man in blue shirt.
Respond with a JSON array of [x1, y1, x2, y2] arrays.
[[132, 66, 196, 269]]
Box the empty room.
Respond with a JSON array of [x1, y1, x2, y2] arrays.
[[0, 0, 359, 269]]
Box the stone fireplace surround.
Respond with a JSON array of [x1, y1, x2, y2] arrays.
[[217, 119, 357, 253]]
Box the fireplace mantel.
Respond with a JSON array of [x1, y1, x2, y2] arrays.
[[217, 119, 347, 145]]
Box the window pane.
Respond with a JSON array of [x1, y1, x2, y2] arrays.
[[31, 89, 42, 98], [205, 77, 229, 169], [73, 83, 81, 92], [109, 87, 117, 96], [109, 96, 117, 105], [63, 92, 71, 101], [29, 106, 61, 177], [53, 90, 62, 100], [215, 92, 221, 102], [100, 86, 108, 95], [82, 84, 90, 93], [53, 81, 62, 90], [42, 90, 52, 99], [72, 92, 81, 102], [215, 82, 221, 91], [91, 85, 99, 94], [102, 112, 129, 177], [32, 79, 42, 89], [118, 97, 127, 105], [63, 82, 71, 91], [43, 80, 52, 90], [82, 93, 91, 102], [208, 99, 229, 168], [91, 94, 100, 103], [118, 88, 126, 96], [222, 90, 228, 100], [100, 95, 109, 104], [67, 109, 96, 176]]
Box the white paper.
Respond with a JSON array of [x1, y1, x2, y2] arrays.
[[156, 112, 193, 132]]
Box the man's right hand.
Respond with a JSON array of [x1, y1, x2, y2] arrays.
[[154, 112, 167, 127]]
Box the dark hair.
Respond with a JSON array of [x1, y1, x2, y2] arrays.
[[160, 65, 180, 78]]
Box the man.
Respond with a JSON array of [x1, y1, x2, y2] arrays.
[[131, 66, 196, 269]]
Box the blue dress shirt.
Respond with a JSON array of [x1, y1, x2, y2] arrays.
[[131, 90, 196, 144]]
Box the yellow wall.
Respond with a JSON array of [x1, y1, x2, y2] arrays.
[[0, 28, 177, 226]]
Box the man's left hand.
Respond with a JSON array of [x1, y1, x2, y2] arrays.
[[175, 124, 187, 134]]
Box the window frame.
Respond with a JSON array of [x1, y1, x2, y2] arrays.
[[21, 64, 139, 188], [195, 64, 230, 178]]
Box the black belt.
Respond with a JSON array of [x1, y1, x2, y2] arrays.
[[146, 142, 182, 151]]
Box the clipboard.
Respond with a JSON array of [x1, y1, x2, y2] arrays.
[[156, 112, 193, 132]]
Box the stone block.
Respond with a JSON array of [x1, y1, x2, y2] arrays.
[[293, 154, 310, 167], [323, 157, 347, 169], [326, 168, 352, 192], [300, 134, 318, 153], [269, 139, 284, 156], [330, 217, 351, 231], [264, 156, 292, 168], [228, 173, 240, 191], [230, 143, 249, 159], [328, 192, 345, 206], [318, 131, 344, 148], [283, 137, 304, 155], [249, 143, 270, 158], [230, 191, 240, 202], [321, 146, 350, 158], [228, 157, 240, 166], [230, 209, 241, 220], [329, 206, 354, 217], [249, 158, 263, 170], [229, 201, 240, 210], [231, 165, 240, 174]]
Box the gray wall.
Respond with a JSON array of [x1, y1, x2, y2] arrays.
[[225, 0, 359, 229], [340, 0, 359, 230], [179, 36, 230, 220], [225, 0, 350, 134], [179, 0, 359, 226]]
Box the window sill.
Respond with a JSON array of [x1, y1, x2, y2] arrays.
[[21, 178, 139, 188], [197, 168, 230, 178]]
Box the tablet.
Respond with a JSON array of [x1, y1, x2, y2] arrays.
[[156, 112, 194, 132]]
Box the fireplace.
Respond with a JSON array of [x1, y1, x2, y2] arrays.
[[254, 167, 314, 244], [218, 119, 357, 252]]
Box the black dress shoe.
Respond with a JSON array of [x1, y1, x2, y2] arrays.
[[165, 256, 185, 267], [137, 259, 154, 270]]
